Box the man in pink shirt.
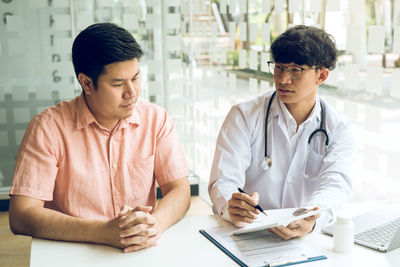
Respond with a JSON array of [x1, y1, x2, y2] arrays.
[[9, 23, 190, 252]]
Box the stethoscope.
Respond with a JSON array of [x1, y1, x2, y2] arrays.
[[262, 91, 329, 179]]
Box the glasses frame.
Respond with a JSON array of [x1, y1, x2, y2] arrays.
[[267, 61, 319, 80]]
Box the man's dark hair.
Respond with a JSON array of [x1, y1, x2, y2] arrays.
[[271, 25, 338, 70], [72, 23, 143, 88]]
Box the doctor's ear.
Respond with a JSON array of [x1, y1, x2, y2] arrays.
[[316, 68, 329, 86], [78, 73, 95, 95]]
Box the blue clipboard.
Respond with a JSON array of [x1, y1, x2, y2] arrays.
[[199, 229, 327, 267]]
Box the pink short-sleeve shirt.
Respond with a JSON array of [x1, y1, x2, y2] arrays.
[[10, 94, 189, 220]]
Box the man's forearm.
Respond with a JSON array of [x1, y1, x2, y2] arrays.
[[152, 179, 190, 232], [10, 204, 106, 244]]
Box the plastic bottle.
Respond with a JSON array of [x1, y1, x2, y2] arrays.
[[333, 216, 354, 253]]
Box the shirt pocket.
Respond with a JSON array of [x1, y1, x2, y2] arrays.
[[304, 150, 324, 180], [128, 155, 155, 200]]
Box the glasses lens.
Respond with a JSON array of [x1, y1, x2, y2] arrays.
[[287, 66, 302, 80]]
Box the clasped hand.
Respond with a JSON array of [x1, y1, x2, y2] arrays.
[[228, 192, 319, 239], [105, 205, 161, 252]]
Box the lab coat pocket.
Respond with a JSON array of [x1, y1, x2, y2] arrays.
[[128, 155, 155, 200], [304, 150, 324, 180]]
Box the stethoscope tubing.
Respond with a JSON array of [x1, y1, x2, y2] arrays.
[[264, 91, 329, 168]]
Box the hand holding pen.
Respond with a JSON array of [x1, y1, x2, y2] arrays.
[[227, 188, 268, 228], [238, 188, 268, 216]]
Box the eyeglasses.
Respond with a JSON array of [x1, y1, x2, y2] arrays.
[[267, 61, 319, 80]]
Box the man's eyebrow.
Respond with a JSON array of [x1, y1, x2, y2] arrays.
[[110, 70, 140, 82]]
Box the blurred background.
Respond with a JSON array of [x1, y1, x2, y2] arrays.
[[0, 0, 399, 208]]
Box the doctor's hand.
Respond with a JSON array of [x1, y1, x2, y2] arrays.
[[103, 205, 161, 253], [269, 207, 320, 240], [228, 191, 260, 227]]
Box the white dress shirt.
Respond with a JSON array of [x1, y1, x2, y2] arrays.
[[208, 91, 356, 231]]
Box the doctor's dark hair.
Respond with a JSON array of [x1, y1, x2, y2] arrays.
[[72, 22, 143, 88], [270, 25, 338, 70]]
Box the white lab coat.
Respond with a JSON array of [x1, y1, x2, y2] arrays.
[[208, 91, 356, 231]]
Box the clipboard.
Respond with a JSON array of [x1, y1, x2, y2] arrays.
[[232, 206, 327, 235], [200, 223, 327, 267]]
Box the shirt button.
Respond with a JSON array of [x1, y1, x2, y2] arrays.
[[112, 162, 117, 168], [287, 176, 293, 183]]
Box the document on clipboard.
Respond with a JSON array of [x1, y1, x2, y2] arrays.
[[232, 206, 327, 235], [199, 206, 328, 267], [200, 224, 327, 267]]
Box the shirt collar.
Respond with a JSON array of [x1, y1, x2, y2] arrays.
[[76, 94, 141, 130]]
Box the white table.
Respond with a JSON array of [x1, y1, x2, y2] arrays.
[[30, 201, 400, 267]]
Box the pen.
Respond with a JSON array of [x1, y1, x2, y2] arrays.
[[237, 188, 268, 216]]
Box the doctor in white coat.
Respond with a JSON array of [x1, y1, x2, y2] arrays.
[[209, 25, 356, 240]]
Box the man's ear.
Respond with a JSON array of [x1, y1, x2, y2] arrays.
[[316, 68, 329, 86], [77, 73, 95, 95]]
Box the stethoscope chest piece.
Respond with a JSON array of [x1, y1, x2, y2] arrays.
[[261, 157, 272, 170]]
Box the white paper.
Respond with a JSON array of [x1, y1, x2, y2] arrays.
[[239, 22, 247, 41], [366, 66, 383, 95], [390, 68, 400, 99], [364, 105, 381, 133], [274, 0, 286, 13], [239, 49, 247, 69], [344, 63, 359, 90], [249, 50, 258, 70], [249, 23, 258, 42], [229, 22, 236, 40], [262, 0, 271, 12], [249, 78, 258, 94], [308, 0, 322, 12], [6, 15, 23, 32], [394, 26, 400, 54], [363, 144, 380, 172], [261, 52, 270, 72], [288, 0, 301, 13], [326, 0, 341, 11], [261, 23, 270, 44], [166, 14, 181, 29], [343, 100, 358, 122], [54, 15, 71, 31], [233, 207, 324, 235], [204, 225, 322, 267], [346, 25, 362, 53], [123, 14, 139, 30], [229, 73, 237, 90], [368, 25, 385, 54]]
